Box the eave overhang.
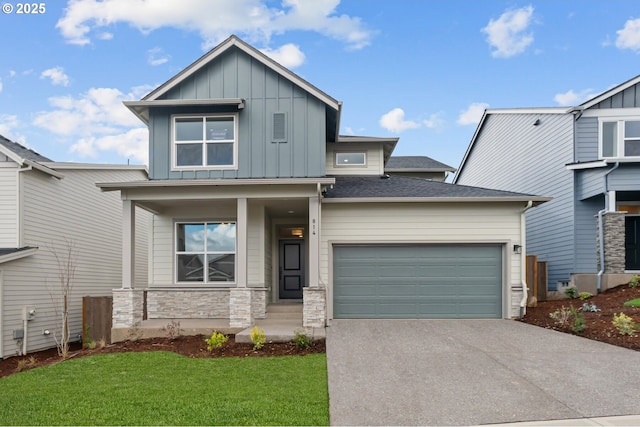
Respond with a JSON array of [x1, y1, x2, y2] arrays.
[[0, 247, 38, 264], [322, 196, 551, 205], [124, 99, 245, 125], [97, 177, 336, 192]]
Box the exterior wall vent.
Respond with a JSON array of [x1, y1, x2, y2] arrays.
[[272, 112, 287, 142]]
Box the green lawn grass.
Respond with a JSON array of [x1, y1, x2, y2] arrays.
[[0, 352, 328, 426], [623, 298, 640, 307]]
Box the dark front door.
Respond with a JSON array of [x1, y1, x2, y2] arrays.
[[626, 216, 640, 270], [279, 239, 305, 299]]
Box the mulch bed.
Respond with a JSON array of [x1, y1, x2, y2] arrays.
[[0, 335, 325, 379]]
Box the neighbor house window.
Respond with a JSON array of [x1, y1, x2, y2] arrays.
[[173, 115, 237, 168], [335, 152, 366, 166], [175, 222, 236, 283], [601, 119, 640, 158]]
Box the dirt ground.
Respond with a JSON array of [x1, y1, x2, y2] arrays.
[[519, 283, 640, 350], [0, 334, 325, 379]]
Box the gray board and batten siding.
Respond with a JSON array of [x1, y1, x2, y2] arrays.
[[148, 47, 328, 180], [455, 112, 575, 290]]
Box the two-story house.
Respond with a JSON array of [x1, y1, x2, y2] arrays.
[[455, 75, 640, 296], [100, 35, 548, 341], [0, 136, 149, 358]]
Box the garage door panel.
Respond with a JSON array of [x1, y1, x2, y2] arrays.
[[333, 245, 502, 319]]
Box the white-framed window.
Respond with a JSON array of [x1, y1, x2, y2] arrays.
[[175, 222, 236, 284], [173, 114, 238, 169], [335, 152, 366, 166], [600, 118, 640, 159]]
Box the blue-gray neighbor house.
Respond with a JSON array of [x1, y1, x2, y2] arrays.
[[454, 75, 640, 296], [98, 35, 548, 341]]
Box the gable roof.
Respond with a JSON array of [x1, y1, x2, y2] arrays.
[[0, 135, 52, 163], [0, 135, 64, 178], [453, 107, 568, 184], [0, 246, 38, 264], [385, 156, 455, 172], [574, 73, 640, 111], [142, 35, 341, 111], [324, 175, 550, 204]]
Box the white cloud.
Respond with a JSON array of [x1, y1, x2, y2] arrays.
[[423, 112, 445, 130], [147, 47, 171, 66], [8, 70, 16, 77], [616, 18, 640, 51], [553, 89, 598, 106], [55, 0, 373, 51], [379, 108, 420, 133], [482, 5, 535, 58], [260, 43, 305, 68], [457, 103, 489, 126], [40, 67, 70, 86], [0, 114, 19, 137], [97, 32, 113, 40], [33, 87, 148, 164], [0, 78, 3, 93]]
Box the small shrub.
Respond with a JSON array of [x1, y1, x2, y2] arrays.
[[612, 312, 639, 336], [293, 329, 312, 349], [580, 302, 601, 312], [97, 337, 107, 349], [629, 275, 640, 288], [83, 323, 96, 349], [15, 357, 36, 373], [250, 326, 266, 350], [162, 320, 183, 339], [578, 292, 593, 300], [623, 298, 640, 307], [549, 306, 572, 327], [564, 286, 579, 299], [570, 306, 585, 334], [204, 331, 228, 351]]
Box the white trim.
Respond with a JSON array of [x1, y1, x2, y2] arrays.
[[322, 197, 551, 204], [122, 200, 135, 289], [0, 247, 38, 264], [171, 113, 239, 171], [40, 162, 148, 172], [598, 117, 640, 160], [565, 161, 608, 170], [580, 107, 640, 118], [577, 75, 640, 111], [97, 177, 336, 191], [237, 198, 247, 288]]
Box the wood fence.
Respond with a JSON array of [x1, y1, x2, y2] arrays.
[[82, 296, 113, 344], [526, 255, 547, 305]]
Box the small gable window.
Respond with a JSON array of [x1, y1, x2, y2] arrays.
[[336, 152, 366, 166], [601, 119, 640, 159], [173, 114, 237, 169]]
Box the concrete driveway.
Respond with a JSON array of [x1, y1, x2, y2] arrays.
[[326, 319, 640, 426]]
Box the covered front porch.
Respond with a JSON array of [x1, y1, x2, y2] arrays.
[[97, 178, 333, 342]]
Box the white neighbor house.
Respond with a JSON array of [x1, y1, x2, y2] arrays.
[[0, 136, 149, 358]]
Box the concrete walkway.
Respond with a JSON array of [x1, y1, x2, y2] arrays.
[[326, 319, 640, 426]]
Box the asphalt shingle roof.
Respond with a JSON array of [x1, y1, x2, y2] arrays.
[[385, 156, 455, 171], [324, 175, 542, 199], [0, 247, 35, 257], [0, 135, 52, 162]]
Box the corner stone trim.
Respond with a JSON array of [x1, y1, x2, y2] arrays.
[[229, 288, 253, 328], [597, 212, 626, 274], [303, 287, 326, 328], [112, 289, 144, 328]]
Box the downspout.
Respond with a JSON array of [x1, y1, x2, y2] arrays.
[[597, 161, 621, 292], [519, 201, 533, 319]]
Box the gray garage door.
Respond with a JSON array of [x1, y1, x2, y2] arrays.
[[333, 245, 503, 319]]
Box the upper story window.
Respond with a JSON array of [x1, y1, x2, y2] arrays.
[[173, 114, 238, 169], [335, 152, 366, 166], [601, 119, 640, 158]]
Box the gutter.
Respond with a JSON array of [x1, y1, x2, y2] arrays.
[[597, 161, 621, 292], [519, 201, 534, 318]]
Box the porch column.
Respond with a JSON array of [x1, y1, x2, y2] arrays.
[[304, 195, 326, 328], [308, 195, 320, 288], [237, 197, 247, 288], [230, 197, 252, 328], [122, 199, 135, 289], [608, 190, 617, 212]]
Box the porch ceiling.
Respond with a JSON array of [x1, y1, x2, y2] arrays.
[[135, 197, 310, 216]]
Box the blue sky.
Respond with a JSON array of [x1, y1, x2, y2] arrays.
[[1, 0, 640, 170]]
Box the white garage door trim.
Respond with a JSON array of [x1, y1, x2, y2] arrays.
[[328, 241, 509, 320]]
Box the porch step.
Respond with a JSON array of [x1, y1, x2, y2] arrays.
[[266, 303, 303, 320]]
